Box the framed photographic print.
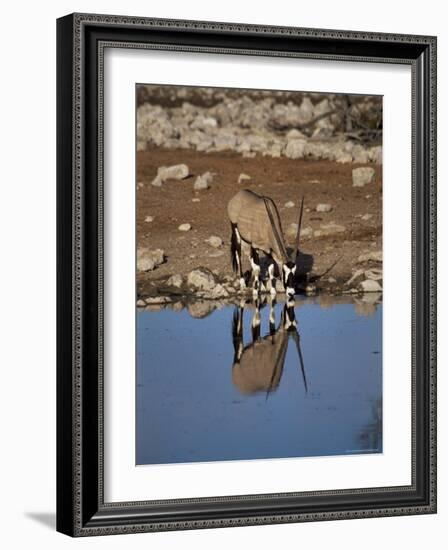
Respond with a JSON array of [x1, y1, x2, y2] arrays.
[[56, 13, 437, 536]]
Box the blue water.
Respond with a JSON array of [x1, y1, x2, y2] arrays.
[[136, 296, 382, 465]]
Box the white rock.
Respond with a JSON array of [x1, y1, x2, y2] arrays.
[[357, 251, 382, 263], [238, 173, 251, 183], [359, 279, 382, 293], [192, 198, 200, 202], [151, 176, 163, 187], [178, 223, 191, 231], [166, 274, 183, 288], [369, 145, 383, 164], [353, 167, 375, 187], [137, 248, 165, 272], [286, 129, 306, 140], [187, 268, 216, 291], [316, 203, 332, 213], [285, 139, 306, 159], [328, 277, 337, 284], [145, 215, 154, 223], [205, 236, 223, 248], [155, 164, 190, 185], [352, 144, 370, 163], [285, 201, 295, 208], [346, 269, 365, 286], [136, 299, 146, 307], [209, 284, 229, 299], [335, 151, 352, 164], [214, 134, 237, 151], [194, 171, 213, 190], [361, 213, 373, 221], [364, 268, 383, 281]]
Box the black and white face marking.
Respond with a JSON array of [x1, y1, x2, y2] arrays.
[[282, 262, 297, 298]]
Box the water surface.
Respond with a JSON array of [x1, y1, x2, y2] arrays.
[[136, 295, 382, 465]]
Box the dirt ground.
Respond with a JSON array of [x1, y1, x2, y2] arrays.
[[136, 146, 382, 297]]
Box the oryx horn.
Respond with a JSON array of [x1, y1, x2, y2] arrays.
[[294, 196, 305, 263]]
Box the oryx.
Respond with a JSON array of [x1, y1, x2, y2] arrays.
[[228, 189, 304, 298], [231, 297, 307, 397]]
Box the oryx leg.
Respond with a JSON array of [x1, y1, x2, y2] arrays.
[[230, 223, 245, 289], [267, 257, 278, 296], [232, 305, 244, 364], [249, 247, 262, 297], [251, 298, 261, 341], [267, 294, 277, 334]]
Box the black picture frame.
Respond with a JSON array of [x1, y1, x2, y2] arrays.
[[57, 13, 437, 537]]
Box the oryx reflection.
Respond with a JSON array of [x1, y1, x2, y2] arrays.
[[231, 297, 307, 397]]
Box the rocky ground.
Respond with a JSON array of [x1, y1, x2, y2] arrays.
[[136, 86, 382, 304]]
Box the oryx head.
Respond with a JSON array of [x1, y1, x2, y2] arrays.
[[282, 196, 304, 299]]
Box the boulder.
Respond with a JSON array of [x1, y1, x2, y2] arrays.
[[194, 171, 213, 190], [284, 139, 306, 159], [166, 274, 183, 288], [353, 167, 375, 187], [369, 145, 383, 164], [152, 164, 190, 186], [357, 251, 382, 263], [352, 144, 370, 163], [137, 248, 164, 272], [364, 268, 383, 281], [187, 268, 217, 291], [359, 279, 382, 293]]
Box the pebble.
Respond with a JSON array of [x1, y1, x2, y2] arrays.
[[145, 215, 154, 223], [285, 201, 295, 208], [178, 223, 191, 231], [194, 171, 213, 190], [205, 236, 223, 248], [316, 203, 332, 213], [192, 198, 200, 203], [361, 213, 373, 221], [238, 173, 251, 183]]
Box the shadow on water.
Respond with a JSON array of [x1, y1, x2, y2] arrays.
[[137, 293, 382, 465]]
